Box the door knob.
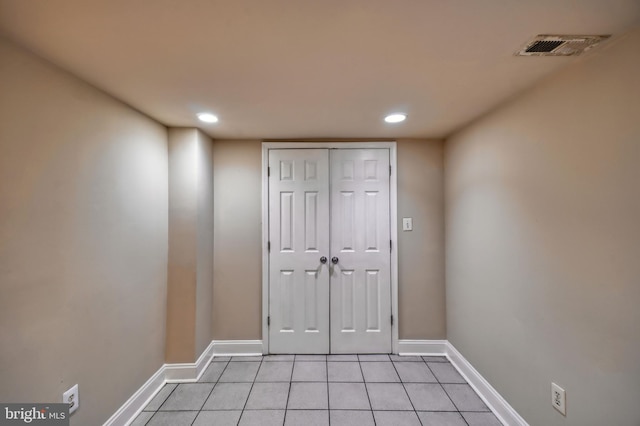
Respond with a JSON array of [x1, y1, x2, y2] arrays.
[[331, 257, 339, 264], [320, 256, 327, 264]]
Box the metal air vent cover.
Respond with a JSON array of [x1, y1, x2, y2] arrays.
[[516, 35, 610, 56]]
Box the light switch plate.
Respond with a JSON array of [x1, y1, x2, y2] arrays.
[[402, 217, 413, 231]]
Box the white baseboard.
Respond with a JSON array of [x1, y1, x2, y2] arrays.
[[446, 343, 528, 426], [165, 340, 216, 383], [397, 339, 448, 355], [163, 363, 195, 383], [195, 340, 216, 379], [398, 339, 528, 426], [103, 365, 165, 426], [108, 339, 527, 426], [211, 339, 263, 356], [104, 341, 216, 426]]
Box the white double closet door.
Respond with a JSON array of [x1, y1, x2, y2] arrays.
[[268, 148, 391, 354]]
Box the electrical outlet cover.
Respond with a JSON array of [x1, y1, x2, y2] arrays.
[[63, 384, 79, 415], [551, 382, 566, 415]]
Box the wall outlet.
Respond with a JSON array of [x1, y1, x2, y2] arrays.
[[402, 217, 413, 231], [551, 382, 566, 416], [63, 384, 79, 415]]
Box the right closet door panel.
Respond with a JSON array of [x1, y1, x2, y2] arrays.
[[329, 148, 391, 354]]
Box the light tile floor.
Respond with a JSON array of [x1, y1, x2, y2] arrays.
[[133, 354, 503, 426]]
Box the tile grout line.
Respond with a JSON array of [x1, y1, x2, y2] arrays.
[[144, 379, 181, 426], [390, 359, 423, 426], [326, 354, 330, 426], [282, 355, 296, 425], [440, 383, 472, 426], [192, 359, 229, 426], [237, 356, 264, 426], [357, 359, 377, 426], [424, 361, 471, 426]]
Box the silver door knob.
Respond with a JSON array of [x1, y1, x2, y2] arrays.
[[320, 256, 327, 264], [331, 257, 339, 264]]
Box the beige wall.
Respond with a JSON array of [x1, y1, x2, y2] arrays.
[[397, 139, 445, 339], [195, 130, 214, 357], [166, 129, 198, 362], [212, 140, 263, 340], [0, 36, 168, 426], [212, 139, 445, 340], [166, 128, 214, 362], [445, 28, 640, 426]]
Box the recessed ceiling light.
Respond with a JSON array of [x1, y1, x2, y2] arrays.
[[197, 113, 218, 123], [384, 113, 407, 123]]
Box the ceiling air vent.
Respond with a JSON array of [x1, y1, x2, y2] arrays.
[[516, 35, 610, 56]]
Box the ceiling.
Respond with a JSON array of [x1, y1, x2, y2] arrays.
[[1, 0, 639, 139]]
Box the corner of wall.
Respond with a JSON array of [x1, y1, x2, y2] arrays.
[[166, 128, 216, 363]]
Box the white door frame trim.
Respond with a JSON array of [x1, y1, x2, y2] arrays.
[[261, 141, 399, 354]]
